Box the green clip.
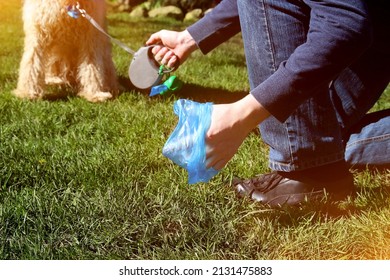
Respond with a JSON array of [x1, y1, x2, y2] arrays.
[[158, 65, 166, 76], [149, 75, 183, 96], [164, 76, 183, 92]]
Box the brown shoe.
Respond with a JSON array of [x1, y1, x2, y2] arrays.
[[232, 167, 355, 207]]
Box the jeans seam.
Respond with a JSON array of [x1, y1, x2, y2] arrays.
[[346, 133, 390, 147], [286, 118, 297, 168], [269, 152, 345, 170], [261, 0, 277, 72]]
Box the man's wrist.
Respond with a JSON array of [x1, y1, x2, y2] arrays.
[[181, 30, 198, 53], [235, 94, 270, 131]]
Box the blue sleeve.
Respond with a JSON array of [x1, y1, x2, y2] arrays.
[[187, 0, 240, 54]]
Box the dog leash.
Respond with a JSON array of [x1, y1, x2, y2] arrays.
[[67, 2, 182, 92], [67, 3, 136, 55]]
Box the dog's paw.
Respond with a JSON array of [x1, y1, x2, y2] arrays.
[[78, 91, 114, 103], [12, 89, 43, 100]]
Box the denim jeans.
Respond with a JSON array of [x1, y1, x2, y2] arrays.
[[237, 0, 390, 171]]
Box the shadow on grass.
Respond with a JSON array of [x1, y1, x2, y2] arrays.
[[12, 75, 246, 104], [119, 75, 248, 104], [170, 82, 248, 104]]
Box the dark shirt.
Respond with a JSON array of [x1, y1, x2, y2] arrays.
[[187, 0, 390, 122]]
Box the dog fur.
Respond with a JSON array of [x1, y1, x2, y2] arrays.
[[14, 0, 118, 102]]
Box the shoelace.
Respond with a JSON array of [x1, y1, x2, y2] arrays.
[[241, 172, 284, 193]]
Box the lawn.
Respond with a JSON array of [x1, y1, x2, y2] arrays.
[[0, 1, 389, 260]]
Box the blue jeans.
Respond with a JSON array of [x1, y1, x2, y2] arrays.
[[237, 0, 390, 171]]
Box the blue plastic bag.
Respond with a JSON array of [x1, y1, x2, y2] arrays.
[[162, 99, 219, 184]]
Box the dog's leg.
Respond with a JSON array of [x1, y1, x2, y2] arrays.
[[76, 38, 116, 103], [14, 34, 46, 100]]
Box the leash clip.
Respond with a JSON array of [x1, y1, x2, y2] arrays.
[[67, 2, 86, 19]]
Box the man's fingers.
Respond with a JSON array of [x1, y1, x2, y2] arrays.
[[213, 160, 225, 171], [167, 55, 179, 68], [145, 32, 162, 45], [205, 145, 226, 170], [205, 155, 225, 170], [154, 47, 171, 62], [151, 45, 163, 55], [160, 50, 173, 65], [153, 49, 179, 69]]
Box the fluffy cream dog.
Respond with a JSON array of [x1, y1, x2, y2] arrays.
[[14, 0, 118, 102]]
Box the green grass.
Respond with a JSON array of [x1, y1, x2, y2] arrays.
[[0, 1, 389, 260]]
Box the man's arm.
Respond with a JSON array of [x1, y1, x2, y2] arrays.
[[146, 0, 241, 69], [187, 0, 241, 54]]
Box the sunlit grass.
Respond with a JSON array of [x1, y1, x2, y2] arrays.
[[0, 1, 389, 260]]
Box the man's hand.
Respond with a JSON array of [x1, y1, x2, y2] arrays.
[[206, 94, 270, 170], [146, 30, 198, 68]]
